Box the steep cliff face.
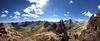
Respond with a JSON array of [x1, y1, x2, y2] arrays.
[[79, 12, 100, 41], [0, 23, 24, 41]]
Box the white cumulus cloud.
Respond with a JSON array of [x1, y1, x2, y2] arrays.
[[22, 13, 39, 18], [94, 14, 96, 17], [28, 0, 36, 3], [24, 8, 31, 13], [64, 14, 67, 16], [35, 9, 43, 15], [2, 10, 9, 14], [23, 0, 48, 19], [64, 12, 69, 16], [69, 0, 73, 4], [0, 14, 7, 17], [28, 0, 48, 6], [82, 11, 93, 17], [82, 11, 87, 15], [13, 15, 18, 19], [36, 0, 48, 6], [98, 5, 100, 10], [0, 0, 48, 22], [14, 11, 21, 15]]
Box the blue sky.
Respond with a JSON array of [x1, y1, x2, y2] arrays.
[[0, 0, 100, 22]]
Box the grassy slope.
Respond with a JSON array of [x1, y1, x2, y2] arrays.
[[67, 22, 88, 38]]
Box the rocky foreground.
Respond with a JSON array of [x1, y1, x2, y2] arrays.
[[0, 23, 24, 41], [78, 12, 100, 41]]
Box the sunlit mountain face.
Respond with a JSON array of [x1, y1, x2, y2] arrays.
[[0, 0, 100, 23]]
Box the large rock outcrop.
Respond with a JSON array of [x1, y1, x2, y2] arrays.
[[79, 12, 100, 41], [0, 23, 24, 41]]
